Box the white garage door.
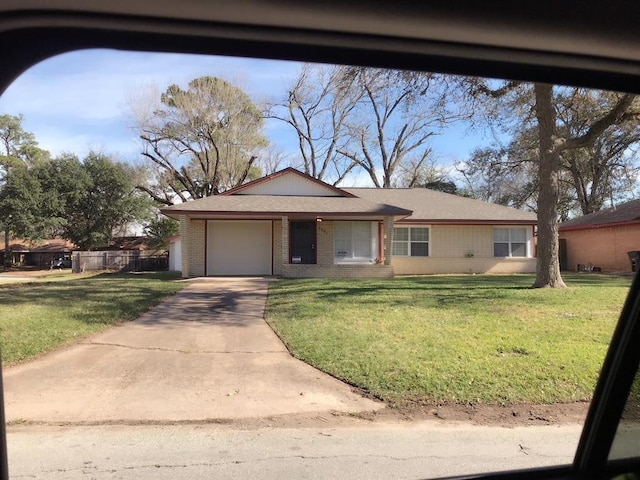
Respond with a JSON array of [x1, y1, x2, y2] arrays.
[[207, 221, 272, 275]]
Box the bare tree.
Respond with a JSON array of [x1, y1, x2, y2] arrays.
[[336, 68, 455, 188], [393, 157, 450, 188], [459, 145, 538, 211], [555, 89, 640, 215], [534, 85, 636, 287], [266, 64, 360, 185], [131, 77, 267, 205], [464, 78, 638, 288], [257, 145, 300, 176]]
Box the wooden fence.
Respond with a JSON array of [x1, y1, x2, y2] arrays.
[[72, 251, 168, 273]]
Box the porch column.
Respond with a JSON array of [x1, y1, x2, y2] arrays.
[[281, 216, 289, 266], [179, 215, 190, 278], [383, 216, 394, 266]]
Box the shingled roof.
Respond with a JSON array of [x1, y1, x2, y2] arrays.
[[0, 238, 75, 253], [161, 194, 412, 218], [343, 188, 537, 224], [559, 198, 640, 230], [160, 168, 536, 224]]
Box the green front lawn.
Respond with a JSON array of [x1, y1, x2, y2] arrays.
[[0, 272, 185, 365], [266, 274, 631, 406]]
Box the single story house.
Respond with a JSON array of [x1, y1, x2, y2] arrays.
[[161, 168, 537, 278], [0, 238, 75, 268], [559, 199, 640, 273], [94, 236, 155, 251]]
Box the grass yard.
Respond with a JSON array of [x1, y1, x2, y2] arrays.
[[266, 274, 632, 406], [0, 271, 185, 365]]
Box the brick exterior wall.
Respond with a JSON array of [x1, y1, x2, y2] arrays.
[[279, 220, 393, 278], [316, 220, 333, 266], [179, 218, 535, 278], [392, 257, 536, 274], [383, 217, 394, 265], [188, 219, 206, 277], [280, 263, 394, 278], [179, 215, 190, 278], [280, 216, 289, 272], [560, 223, 640, 272], [392, 224, 536, 275], [272, 219, 282, 275]]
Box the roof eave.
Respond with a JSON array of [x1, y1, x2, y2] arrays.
[[161, 209, 409, 218], [220, 167, 357, 198], [397, 219, 537, 225], [559, 219, 640, 231]]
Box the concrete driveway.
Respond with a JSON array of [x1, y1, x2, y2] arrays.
[[3, 277, 381, 423]]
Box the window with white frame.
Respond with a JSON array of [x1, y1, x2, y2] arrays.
[[493, 227, 528, 257], [334, 221, 377, 263], [392, 227, 429, 257]]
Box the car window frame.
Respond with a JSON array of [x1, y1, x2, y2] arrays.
[[1, 6, 640, 480]]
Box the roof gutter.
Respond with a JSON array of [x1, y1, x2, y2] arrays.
[[397, 219, 537, 225], [559, 220, 640, 232]]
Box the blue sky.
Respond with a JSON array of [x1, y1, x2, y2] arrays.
[[0, 49, 481, 185]]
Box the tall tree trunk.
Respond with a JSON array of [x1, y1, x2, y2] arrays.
[[533, 84, 566, 288], [3, 227, 9, 269]]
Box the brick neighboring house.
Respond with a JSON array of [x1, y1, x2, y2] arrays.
[[161, 168, 538, 278], [0, 238, 76, 268], [559, 199, 640, 273]]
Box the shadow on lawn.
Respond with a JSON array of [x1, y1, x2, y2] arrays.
[[271, 273, 633, 310], [273, 275, 532, 308], [0, 272, 182, 325]]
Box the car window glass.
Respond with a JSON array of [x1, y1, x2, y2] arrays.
[[0, 49, 638, 479], [610, 375, 640, 461]]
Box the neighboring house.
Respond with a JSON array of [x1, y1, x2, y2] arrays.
[[559, 199, 640, 273], [161, 168, 537, 278], [71, 236, 169, 273], [93, 236, 157, 251], [0, 238, 76, 268]]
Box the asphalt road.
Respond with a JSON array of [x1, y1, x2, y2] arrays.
[[7, 422, 582, 479]]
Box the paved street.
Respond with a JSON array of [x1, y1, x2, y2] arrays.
[[7, 422, 582, 479]]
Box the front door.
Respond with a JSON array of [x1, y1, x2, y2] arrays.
[[290, 221, 316, 264]]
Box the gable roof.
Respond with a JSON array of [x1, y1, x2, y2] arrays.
[[221, 168, 355, 197], [94, 236, 154, 251], [559, 198, 640, 231], [0, 238, 76, 253], [344, 188, 537, 224], [161, 168, 536, 223], [162, 194, 411, 218]]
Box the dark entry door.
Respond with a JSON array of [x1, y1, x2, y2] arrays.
[[290, 221, 316, 264]]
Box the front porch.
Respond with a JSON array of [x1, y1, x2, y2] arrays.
[[274, 216, 395, 279]]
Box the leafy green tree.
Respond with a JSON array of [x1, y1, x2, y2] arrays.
[[54, 153, 151, 250], [0, 114, 49, 266], [144, 217, 179, 249], [0, 114, 46, 172], [0, 165, 48, 241], [132, 76, 267, 204], [462, 80, 638, 288]]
